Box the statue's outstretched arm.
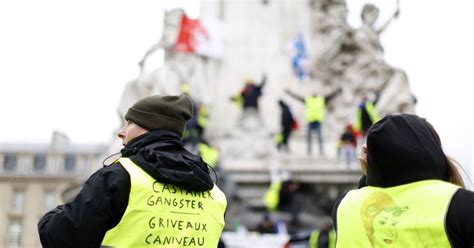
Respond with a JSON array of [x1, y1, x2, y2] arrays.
[[378, 0, 400, 34], [138, 41, 164, 70]]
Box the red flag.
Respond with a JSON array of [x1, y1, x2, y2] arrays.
[[174, 15, 208, 53]]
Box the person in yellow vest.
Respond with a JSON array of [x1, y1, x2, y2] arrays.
[[38, 95, 227, 248], [263, 180, 282, 213], [355, 94, 379, 141], [332, 114, 474, 247], [285, 88, 341, 156], [181, 84, 201, 152], [198, 140, 219, 169], [196, 104, 209, 141], [277, 179, 302, 226], [232, 74, 267, 129], [308, 221, 336, 248]]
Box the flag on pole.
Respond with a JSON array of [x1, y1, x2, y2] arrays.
[[175, 14, 202, 53], [290, 33, 309, 80], [175, 14, 223, 59]]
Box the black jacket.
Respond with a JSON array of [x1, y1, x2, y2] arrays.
[[332, 115, 474, 247], [279, 100, 294, 130], [38, 130, 215, 248], [242, 76, 266, 110]]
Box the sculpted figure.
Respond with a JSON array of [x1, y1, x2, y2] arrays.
[[355, 3, 400, 60], [308, 0, 415, 143]]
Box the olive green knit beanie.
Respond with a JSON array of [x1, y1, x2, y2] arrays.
[[125, 94, 193, 137]]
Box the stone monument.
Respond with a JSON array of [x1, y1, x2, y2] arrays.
[[105, 0, 415, 167], [71, 0, 417, 230], [109, 0, 416, 162]]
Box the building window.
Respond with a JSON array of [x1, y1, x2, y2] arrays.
[[6, 219, 22, 247], [44, 191, 56, 211], [81, 157, 91, 172], [49, 155, 63, 174], [75, 156, 91, 174], [12, 190, 24, 212], [18, 156, 31, 174], [3, 154, 17, 172], [64, 154, 76, 173], [33, 154, 46, 173]]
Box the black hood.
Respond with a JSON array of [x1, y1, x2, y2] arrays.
[[366, 114, 449, 187], [120, 130, 214, 191]]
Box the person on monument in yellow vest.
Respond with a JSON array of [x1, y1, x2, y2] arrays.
[[355, 93, 379, 141], [196, 103, 209, 142], [232, 74, 267, 129], [285, 88, 341, 156], [198, 140, 219, 169], [332, 114, 474, 247], [38, 94, 227, 248]]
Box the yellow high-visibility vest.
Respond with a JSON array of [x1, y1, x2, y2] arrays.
[[102, 158, 227, 247], [305, 96, 325, 123], [336, 180, 459, 248], [274, 132, 284, 144], [309, 230, 336, 248], [263, 180, 282, 212], [197, 105, 209, 128], [355, 102, 379, 131], [232, 94, 243, 107], [198, 143, 219, 168]]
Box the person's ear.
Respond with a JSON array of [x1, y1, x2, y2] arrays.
[[358, 144, 368, 175]]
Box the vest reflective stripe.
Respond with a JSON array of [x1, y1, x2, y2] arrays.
[[355, 102, 379, 131], [102, 158, 227, 247], [198, 143, 218, 168], [305, 96, 325, 123], [309, 230, 336, 248], [336, 180, 459, 248]]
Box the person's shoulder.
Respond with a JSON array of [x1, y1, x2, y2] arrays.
[[450, 188, 474, 207], [446, 188, 474, 247], [447, 188, 474, 224], [99, 161, 127, 173], [86, 162, 129, 183]]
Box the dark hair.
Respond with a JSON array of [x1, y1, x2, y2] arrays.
[[446, 157, 465, 188], [425, 121, 465, 188]]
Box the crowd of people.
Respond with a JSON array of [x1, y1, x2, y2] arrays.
[[229, 75, 380, 171], [31, 0, 473, 246], [37, 91, 473, 247]]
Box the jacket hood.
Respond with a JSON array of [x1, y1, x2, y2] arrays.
[[366, 114, 449, 187], [120, 130, 214, 191]]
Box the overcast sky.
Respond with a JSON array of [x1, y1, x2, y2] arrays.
[[0, 1, 472, 181]]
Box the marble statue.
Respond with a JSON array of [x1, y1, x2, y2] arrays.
[[309, 0, 415, 140]]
